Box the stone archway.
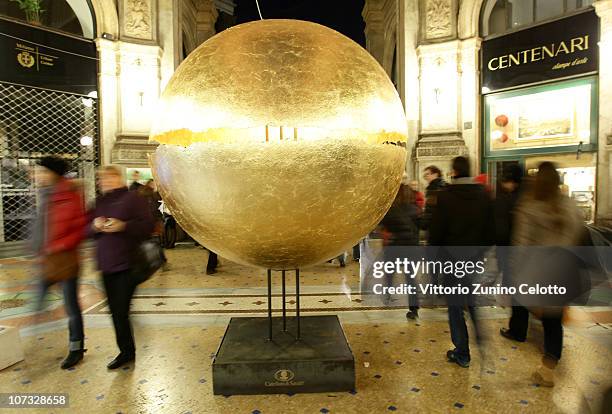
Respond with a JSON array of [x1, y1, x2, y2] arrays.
[[89, 0, 120, 38], [458, 0, 485, 39]]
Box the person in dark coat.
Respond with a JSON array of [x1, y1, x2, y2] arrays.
[[128, 170, 143, 192], [87, 165, 154, 370], [429, 156, 493, 368], [381, 180, 421, 319], [494, 165, 529, 343], [419, 165, 447, 234], [139, 179, 167, 265], [32, 157, 87, 369]]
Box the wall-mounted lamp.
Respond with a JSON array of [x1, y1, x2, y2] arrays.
[[101, 32, 114, 40]]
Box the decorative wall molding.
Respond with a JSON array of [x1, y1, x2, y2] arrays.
[[119, 0, 158, 43], [414, 135, 468, 159], [422, 0, 457, 42], [111, 135, 158, 166]]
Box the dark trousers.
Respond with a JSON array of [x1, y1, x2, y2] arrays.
[[509, 304, 562, 361], [542, 315, 563, 361], [157, 235, 167, 262], [508, 303, 529, 341], [352, 243, 360, 260], [448, 304, 481, 361], [207, 250, 218, 271], [103, 270, 137, 356], [37, 277, 84, 350]]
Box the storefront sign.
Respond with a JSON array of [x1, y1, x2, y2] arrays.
[[0, 17, 97, 95], [482, 10, 599, 92]]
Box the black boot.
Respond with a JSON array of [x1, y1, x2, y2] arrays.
[[406, 307, 419, 320], [107, 353, 135, 370], [61, 349, 85, 370]]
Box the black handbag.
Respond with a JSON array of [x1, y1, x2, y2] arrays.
[[131, 238, 164, 285]]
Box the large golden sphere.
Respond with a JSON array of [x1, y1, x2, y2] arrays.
[[150, 19, 407, 270]]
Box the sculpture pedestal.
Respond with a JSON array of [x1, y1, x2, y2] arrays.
[[212, 315, 355, 395]]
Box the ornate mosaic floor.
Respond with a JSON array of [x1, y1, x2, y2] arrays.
[[1, 245, 611, 413]]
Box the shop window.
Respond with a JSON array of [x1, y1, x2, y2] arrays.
[[481, 0, 594, 37], [483, 76, 597, 158], [0, 0, 95, 39]]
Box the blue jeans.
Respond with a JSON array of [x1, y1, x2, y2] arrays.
[[447, 304, 481, 362], [38, 277, 84, 350]]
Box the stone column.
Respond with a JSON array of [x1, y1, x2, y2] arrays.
[[595, 0, 612, 226], [397, 0, 419, 180], [112, 42, 163, 166], [158, 0, 182, 88], [105, 0, 168, 167], [415, 40, 468, 184], [363, 0, 386, 66], [412, 0, 470, 185], [458, 37, 481, 172], [96, 38, 119, 165], [196, 0, 218, 45]]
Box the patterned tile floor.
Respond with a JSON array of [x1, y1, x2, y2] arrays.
[[0, 245, 611, 413]]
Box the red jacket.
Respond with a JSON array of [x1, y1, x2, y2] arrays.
[[415, 191, 425, 210], [44, 178, 86, 255]]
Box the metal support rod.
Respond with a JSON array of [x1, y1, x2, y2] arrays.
[[282, 270, 287, 332], [296, 268, 300, 340], [267, 269, 272, 341]]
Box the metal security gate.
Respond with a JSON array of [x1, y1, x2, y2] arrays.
[[0, 82, 99, 245]]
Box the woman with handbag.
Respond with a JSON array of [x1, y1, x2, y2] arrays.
[[87, 165, 153, 370], [510, 162, 584, 387], [32, 157, 86, 369]]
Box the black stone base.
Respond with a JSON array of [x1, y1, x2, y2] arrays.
[[212, 315, 355, 395]]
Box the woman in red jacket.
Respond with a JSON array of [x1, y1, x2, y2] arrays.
[[33, 157, 86, 369]]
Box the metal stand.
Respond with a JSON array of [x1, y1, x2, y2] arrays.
[[267, 269, 272, 341], [266, 268, 301, 341], [281, 270, 287, 332]]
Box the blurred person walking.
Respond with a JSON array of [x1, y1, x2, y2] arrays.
[[87, 166, 153, 369], [128, 170, 143, 191], [32, 156, 87, 369], [419, 165, 447, 234], [139, 179, 167, 266], [429, 156, 493, 368], [381, 172, 422, 319], [409, 180, 425, 210], [509, 162, 584, 386], [494, 165, 529, 342]]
